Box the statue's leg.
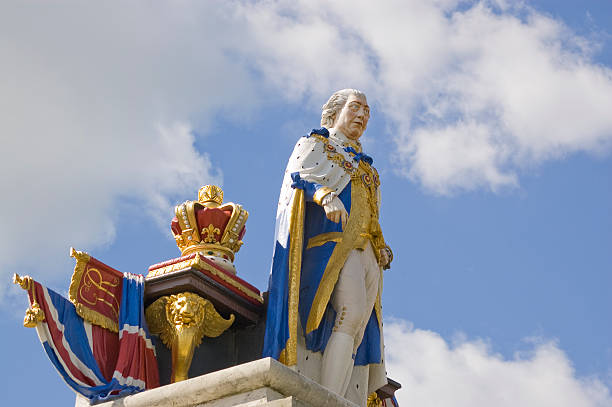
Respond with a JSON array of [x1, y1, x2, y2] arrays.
[[344, 244, 383, 405], [352, 243, 382, 354], [321, 331, 355, 395], [321, 249, 366, 396]]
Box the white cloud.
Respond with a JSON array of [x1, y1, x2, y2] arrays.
[[0, 2, 250, 292], [2, 0, 612, 294], [235, 0, 612, 194], [385, 320, 612, 407], [1, 3, 610, 400]]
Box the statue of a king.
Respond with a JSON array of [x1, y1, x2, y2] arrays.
[[263, 89, 393, 406]]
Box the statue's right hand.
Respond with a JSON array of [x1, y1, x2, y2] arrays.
[[323, 196, 348, 229]]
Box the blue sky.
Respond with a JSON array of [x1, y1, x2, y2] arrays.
[[1, 1, 611, 405]]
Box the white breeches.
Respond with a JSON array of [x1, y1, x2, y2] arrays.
[[330, 244, 381, 353], [320, 244, 381, 401]]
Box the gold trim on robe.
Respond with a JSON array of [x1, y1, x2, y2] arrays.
[[279, 188, 305, 366], [306, 232, 343, 249], [313, 187, 335, 206], [306, 232, 378, 251]]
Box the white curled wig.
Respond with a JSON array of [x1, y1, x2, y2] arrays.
[[320, 89, 366, 128]]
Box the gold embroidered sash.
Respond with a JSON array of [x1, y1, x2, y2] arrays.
[[305, 173, 370, 334]]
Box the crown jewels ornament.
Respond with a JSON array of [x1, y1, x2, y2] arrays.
[[171, 185, 248, 274]]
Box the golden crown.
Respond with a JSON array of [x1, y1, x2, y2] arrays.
[[172, 185, 248, 263]]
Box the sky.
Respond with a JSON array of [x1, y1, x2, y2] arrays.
[[0, 1, 611, 405]]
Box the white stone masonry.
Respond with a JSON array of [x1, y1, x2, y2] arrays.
[[78, 358, 358, 407]]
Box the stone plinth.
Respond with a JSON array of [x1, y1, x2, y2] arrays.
[[88, 357, 357, 407]]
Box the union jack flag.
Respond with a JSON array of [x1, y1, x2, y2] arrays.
[[23, 273, 159, 402]]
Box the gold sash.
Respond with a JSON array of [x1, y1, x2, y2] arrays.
[[306, 174, 371, 334]]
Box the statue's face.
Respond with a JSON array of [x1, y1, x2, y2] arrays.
[[334, 93, 370, 140]]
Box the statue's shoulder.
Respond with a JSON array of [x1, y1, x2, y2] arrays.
[[305, 127, 330, 143], [303, 128, 346, 152], [290, 128, 333, 155], [307, 127, 329, 138]]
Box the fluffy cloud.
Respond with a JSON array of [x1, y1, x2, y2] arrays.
[[2, 0, 612, 294], [237, 0, 612, 193], [385, 320, 612, 406], [0, 2, 247, 292]]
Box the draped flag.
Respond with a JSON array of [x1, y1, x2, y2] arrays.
[[15, 249, 159, 402]]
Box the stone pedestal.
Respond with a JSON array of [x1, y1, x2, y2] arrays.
[[85, 357, 358, 407]]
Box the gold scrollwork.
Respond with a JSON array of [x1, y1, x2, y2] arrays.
[[69, 248, 120, 333], [147, 257, 198, 278], [182, 242, 235, 262], [78, 267, 120, 319], [145, 254, 264, 304], [194, 256, 263, 302]]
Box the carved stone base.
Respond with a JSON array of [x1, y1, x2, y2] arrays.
[[87, 358, 358, 407]]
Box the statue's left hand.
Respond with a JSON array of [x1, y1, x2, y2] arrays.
[[378, 248, 390, 268], [379, 245, 393, 269], [323, 196, 348, 229]]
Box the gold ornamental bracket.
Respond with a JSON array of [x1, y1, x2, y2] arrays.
[[145, 292, 235, 383]]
